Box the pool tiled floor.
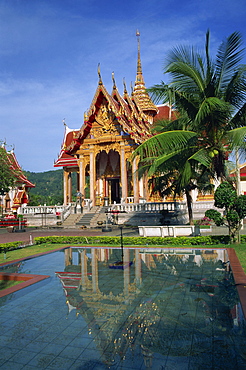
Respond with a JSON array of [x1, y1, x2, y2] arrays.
[[0, 247, 246, 369]]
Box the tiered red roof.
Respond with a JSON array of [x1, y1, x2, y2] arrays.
[[4, 149, 35, 188]]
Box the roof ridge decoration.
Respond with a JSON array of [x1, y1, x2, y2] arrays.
[[98, 63, 103, 85], [132, 30, 158, 115]]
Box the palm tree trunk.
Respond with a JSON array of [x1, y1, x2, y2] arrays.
[[185, 189, 193, 225]]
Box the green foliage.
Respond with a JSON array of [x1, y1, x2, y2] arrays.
[[214, 182, 237, 209], [33, 235, 229, 247], [1, 234, 239, 255], [235, 195, 246, 219], [205, 209, 224, 226], [0, 147, 16, 194], [206, 181, 246, 243], [24, 169, 66, 205], [25, 170, 90, 205], [0, 241, 25, 252]]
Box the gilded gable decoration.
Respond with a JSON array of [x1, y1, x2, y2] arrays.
[[95, 104, 118, 135]]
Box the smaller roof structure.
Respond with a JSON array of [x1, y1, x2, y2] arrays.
[[2, 147, 35, 188], [54, 125, 80, 167]]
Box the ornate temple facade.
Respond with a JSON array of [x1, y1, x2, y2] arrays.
[[0, 146, 35, 213], [54, 34, 165, 207]]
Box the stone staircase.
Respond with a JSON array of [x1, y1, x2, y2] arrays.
[[75, 206, 108, 228], [61, 214, 82, 228]]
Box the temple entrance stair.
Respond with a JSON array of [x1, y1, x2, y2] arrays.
[[61, 214, 82, 228], [75, 206, 108, 228]]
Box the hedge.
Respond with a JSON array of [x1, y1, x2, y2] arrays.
[[0, 241, 26, 253], [30, 234, 233, 246], [1, 234, 246, 254]]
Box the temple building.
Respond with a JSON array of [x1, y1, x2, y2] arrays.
[[54, 33, 168, 207], [0, 146, 35, 213]]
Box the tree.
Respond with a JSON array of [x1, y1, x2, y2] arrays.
[[0, 146, 16, 194], [132, 31, 246, 224], [205, 182, 246, 243]]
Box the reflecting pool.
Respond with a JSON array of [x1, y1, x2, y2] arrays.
[[0, 247, 246, 369]]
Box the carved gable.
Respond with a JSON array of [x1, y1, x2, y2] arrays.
[[93, 100, 120, 138]]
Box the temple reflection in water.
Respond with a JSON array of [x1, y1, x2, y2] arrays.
[[56, 247, 243, 368]]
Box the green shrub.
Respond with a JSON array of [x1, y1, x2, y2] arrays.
[[0, 233, 235, 255], [33, 235, 231, 246], [0, 241, 25, 253]]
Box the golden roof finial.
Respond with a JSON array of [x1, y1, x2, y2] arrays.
[[123, 78, 127, 94], [112, 71, 116, 89], [98, 63, 102, 85]]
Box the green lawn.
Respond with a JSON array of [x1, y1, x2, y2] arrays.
[[1, 243, 246, 273]]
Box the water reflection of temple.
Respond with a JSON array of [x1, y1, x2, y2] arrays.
[[55, 247, 237, 367]]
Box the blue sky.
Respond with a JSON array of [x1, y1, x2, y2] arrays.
[[0, 0, 246, 172]]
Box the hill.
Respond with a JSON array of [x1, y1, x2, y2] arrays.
[[24, 169, 77, 206]]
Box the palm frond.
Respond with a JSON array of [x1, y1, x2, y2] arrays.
[[225, 126, 246, 149], [195, 97, 230, 125], [167, 61, 206, 95], [131, 130, 197, 160], [230, 101, 246, 129], [189, 148, 212, 167], [216, 31, 244, 93], [147, 82, 172, 104], [224, 66, 246, 109]]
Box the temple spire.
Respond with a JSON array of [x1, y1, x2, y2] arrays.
[[133, 30, 145, 90], [133, 30, 158, 116], [136, 30, 143, 79]]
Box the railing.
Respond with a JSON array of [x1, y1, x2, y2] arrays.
[[60, 204, 72, 222], [121, 197, 146, 204], [19, 205, 65, 215], [110, 201, 187, 213], [18, 199, 92, 220], [192, 201, 215, 210]]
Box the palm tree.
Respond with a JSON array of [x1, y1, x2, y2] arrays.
[[132, 31, 246, 224]]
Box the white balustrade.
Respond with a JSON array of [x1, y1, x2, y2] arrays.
[[110, 201, 186, 214], [19, 205, 64, 215]]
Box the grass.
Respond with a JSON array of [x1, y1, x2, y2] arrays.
[[0, 242, 246, 273], [0, 244, 65, 264]]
